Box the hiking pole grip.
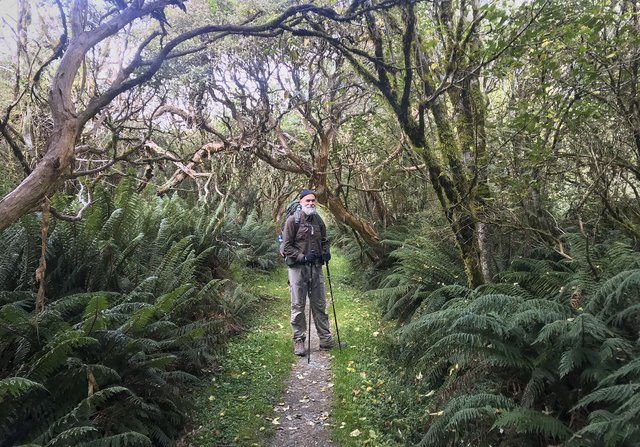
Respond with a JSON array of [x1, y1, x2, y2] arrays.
[[325, 262, 342, 350]]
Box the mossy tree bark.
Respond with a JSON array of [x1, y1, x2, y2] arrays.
[[295, 1, 497, 286]]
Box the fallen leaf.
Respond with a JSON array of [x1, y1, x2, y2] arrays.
[[272, 417, 281, 425], [350, 429, 362, 437]]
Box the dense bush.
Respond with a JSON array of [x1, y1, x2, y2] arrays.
[[0, 178, 279, 446], [368, 230, 640, 446]]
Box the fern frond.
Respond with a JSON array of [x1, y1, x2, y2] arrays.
[[492, 408, 572, 440], [48, 426, 99, 447], [77, 432, 152, 447], [0, 377, 47, 400], [573, 384, 640, 410], [28, 331, 99, 382], [420, 393, 513, 447]]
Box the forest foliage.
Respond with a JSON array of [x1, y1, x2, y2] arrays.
[[0, 177, 279, 446], [365, 217, 640, 446], [1, 0, 640, 445]]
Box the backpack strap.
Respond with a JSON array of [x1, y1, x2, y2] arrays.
[[294, 206, 301, 226]]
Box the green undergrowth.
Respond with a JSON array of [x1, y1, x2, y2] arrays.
[[183, 267, 294, 446], [326, 256, 406, 447], [184, 255, 410, 447]]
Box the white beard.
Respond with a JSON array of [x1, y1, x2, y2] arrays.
[[301, 205, 316, 215]]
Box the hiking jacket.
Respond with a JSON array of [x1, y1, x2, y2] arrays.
[[282, 211, 329, 265]]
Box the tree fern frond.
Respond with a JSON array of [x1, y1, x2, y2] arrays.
[[574, 384, 640, 410], [599, 357, 640, 387], [573, 408, 640, 447], [411, 285, 473, 318], [492, 408, 572, 440], [48, 426, 98, 447], [28, 332, 99, 382], [0, 377, 47, 400], [77, 432, 152, 447], [420, 393, 513, 447]]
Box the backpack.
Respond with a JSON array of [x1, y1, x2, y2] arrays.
[[278, 200, 302, 257]]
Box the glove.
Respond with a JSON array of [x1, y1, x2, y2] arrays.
[[322, 250, 331, 263], [304, 251, 317, 263]]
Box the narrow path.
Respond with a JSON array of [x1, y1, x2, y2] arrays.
[[270, 299, 337, 447]]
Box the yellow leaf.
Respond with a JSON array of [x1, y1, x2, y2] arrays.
[[272, 417, 281, 425], [350, 429, 362, 437], [360, 371, 367, 379], [208, 395, 216, 401], [429, 410, 444, 416]]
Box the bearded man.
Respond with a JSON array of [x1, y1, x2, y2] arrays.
[[281, 189, 342, 356]]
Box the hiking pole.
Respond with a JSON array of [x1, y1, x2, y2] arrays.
[[307, 252, 314, 364], [325, 261, 342, 350]]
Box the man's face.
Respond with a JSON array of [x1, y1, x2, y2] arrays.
[[300, 194, 317, 214]]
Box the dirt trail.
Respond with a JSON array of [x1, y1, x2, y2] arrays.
[[270, 300, 337, 447]]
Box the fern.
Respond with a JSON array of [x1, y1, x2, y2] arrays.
[[493, 408, 572, 440], [420, 393, 513, 446], [0, 377, 47, 400], [77, 432, 152, 447], [28, 331, 99, 382]]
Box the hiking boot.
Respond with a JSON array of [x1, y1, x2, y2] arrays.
[[319, 340, 347, 350], [294, 339, 306, 356]]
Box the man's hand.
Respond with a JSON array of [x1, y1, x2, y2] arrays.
[[304, 251, 317, 263], [322, 250, 331, 263]]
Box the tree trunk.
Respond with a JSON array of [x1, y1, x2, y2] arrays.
[[0, 121, 79, 232]]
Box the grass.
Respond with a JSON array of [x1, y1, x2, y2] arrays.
[[324, 255, 406, 447], [183, 267, 294, 446]]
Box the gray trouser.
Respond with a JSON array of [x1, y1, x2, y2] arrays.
[[288, 263, 333, 343]]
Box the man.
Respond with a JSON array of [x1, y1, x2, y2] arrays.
[[281, 189, 342, 356]]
